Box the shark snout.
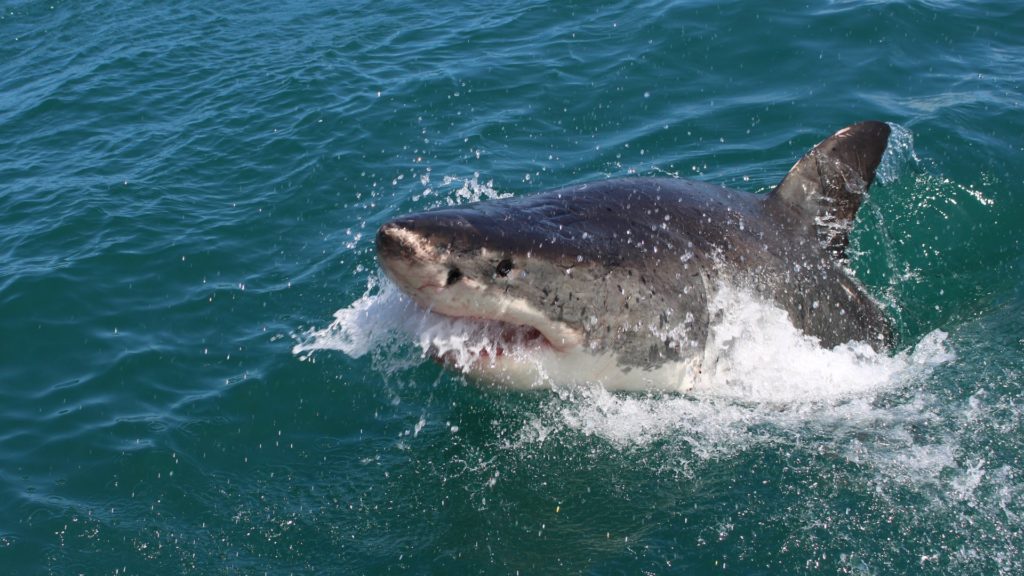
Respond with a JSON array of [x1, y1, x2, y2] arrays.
[[376, 220, 411, 260], [376, 219, 439, 293], [376, 212, 484, 265], [376, 219, 438, 265]]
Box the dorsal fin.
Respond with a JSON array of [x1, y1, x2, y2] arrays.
[[767, 121, 891, 259]]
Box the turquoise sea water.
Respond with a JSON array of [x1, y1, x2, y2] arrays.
[[2, 1, 1023, 573]]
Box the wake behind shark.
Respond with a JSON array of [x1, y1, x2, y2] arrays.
[[375, 121, 893, 391]]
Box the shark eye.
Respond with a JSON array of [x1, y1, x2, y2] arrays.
[[446, 268, 463, 286], [495, 259, 514, 277]]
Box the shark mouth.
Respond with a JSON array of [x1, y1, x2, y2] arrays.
[[424, 316, 551, 370]]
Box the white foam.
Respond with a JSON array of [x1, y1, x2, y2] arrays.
[[293, 274, 401, 361], [293, 275, 536, 372], [297, 277, 954, 456], [698, 284, 951, 403]]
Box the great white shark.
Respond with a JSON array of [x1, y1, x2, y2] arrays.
[[376, 121, 893, 391]]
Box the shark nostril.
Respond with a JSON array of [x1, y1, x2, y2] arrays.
[[446, 268, 463, 286]]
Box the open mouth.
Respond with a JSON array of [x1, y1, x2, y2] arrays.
[[421, 311, 553, 370]]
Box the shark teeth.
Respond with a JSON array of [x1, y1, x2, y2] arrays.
[[420, 315, 551, 371]]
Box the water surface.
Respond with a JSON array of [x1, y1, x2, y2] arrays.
[[1, 1, 1022, 573]]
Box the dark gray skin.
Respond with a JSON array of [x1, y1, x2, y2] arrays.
[[377, 121, 892, 376]]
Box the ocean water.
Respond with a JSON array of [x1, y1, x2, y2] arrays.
[[2, 0, 1022, 573]]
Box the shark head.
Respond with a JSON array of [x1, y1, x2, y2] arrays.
[[376, 210, 583, 351], [375, 194, 707, 391]]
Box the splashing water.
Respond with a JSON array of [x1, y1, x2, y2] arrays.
[[293, 276, 541, 372], [295, 274, 954, 453], [876, 122, 921, 185], [699, 284, 951, 403]]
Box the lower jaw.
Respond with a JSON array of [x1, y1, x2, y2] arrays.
[[429, 341, 562, 384], [430, 346, 701, 393], [426, 321, 554, 366], [432, 342, 543, 366]]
